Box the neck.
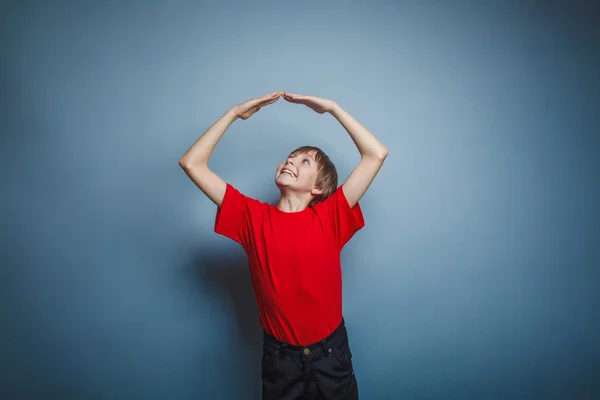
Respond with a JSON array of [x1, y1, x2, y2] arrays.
[[276, 192, 313, 212]]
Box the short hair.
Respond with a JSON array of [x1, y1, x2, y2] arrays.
[[288, 145, 338, 206]]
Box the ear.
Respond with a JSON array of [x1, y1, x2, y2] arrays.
[[310, 186, 323, 196]]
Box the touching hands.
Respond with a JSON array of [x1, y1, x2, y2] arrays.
[[230, 91, 337, 120], [230, 91, 282, 120]]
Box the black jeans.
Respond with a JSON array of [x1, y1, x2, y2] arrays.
[[261, 317, 359, 400]]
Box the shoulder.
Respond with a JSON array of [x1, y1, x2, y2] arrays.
[[312, 186, 351, 211], [223, 183, 270, 211]]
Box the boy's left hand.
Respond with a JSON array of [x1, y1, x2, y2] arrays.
[[282, 92, 337, 114]]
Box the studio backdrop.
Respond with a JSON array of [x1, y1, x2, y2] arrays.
[[1, 1, 599, 398]]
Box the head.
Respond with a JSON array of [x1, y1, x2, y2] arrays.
[[274, 145, 338, 206]]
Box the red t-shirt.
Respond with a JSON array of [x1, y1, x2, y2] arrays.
[[214, 183, 365, 345]]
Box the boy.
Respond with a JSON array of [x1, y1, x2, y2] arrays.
[[179, 91, 388, 399]]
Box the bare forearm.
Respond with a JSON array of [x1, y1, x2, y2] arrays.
[[329, 103, 388, 159], [179, 109, 238, 168]]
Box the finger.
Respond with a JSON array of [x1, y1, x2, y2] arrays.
[[284, 96, 305, 104], [250, 92, 277, 106], [255, 96, 281, 110], [263, 97, 280, 106], [284, 92, 305, 99], [260, 91, 281, 103], [284, 96, 309, 105], [250, 96, 276, 108], [264, 91, 280, 99], [282, 92, 297, 99], [260, 96, 281, 107], [247, 97, 264, 107]]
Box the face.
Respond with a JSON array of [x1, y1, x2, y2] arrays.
[[274, 150, 322, 196]]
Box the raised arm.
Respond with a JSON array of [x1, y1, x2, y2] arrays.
[[179, 91, 281, 206], [329, 103, 388, 208], [281, 92, 388, 208]]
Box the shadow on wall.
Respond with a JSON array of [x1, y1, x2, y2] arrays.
[[192, 249, 263, 399]]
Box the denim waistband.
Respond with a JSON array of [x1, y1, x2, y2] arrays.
[[263, 317, 347, 352]]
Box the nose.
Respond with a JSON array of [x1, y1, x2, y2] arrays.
[[286, 159, 294, 166]]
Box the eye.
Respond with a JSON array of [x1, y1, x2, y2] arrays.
[[303, 159, 310, 164]]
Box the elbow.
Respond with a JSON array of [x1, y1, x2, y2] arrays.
[[179, 158, 206, 170], [380, 147, 389, 160], [179, 158, 191, 169], [362, 149, 388, 163], [374, 147, 388, 161]]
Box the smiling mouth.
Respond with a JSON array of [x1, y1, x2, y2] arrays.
[[281, 168, 296, 178]]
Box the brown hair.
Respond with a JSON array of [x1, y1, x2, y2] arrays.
[[288, 145, 338, 206]]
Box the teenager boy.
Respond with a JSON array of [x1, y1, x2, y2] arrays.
[[180, 91, 388, 399]]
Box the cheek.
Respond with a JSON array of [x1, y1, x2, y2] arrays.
[[300, 168, 317, 183]]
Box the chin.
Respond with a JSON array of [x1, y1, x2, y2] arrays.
[[275, 177, 290, 188]]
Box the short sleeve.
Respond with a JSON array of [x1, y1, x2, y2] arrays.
[[314, 186, 365, 249], [214, 183, 250, 247]]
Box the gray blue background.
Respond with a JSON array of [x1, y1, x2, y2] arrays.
[[2, 1, 599, 398]]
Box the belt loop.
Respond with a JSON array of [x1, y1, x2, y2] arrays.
[[320, 339, 328, 357]]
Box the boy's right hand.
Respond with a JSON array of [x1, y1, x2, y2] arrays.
[[230, 91, 281, 120]]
